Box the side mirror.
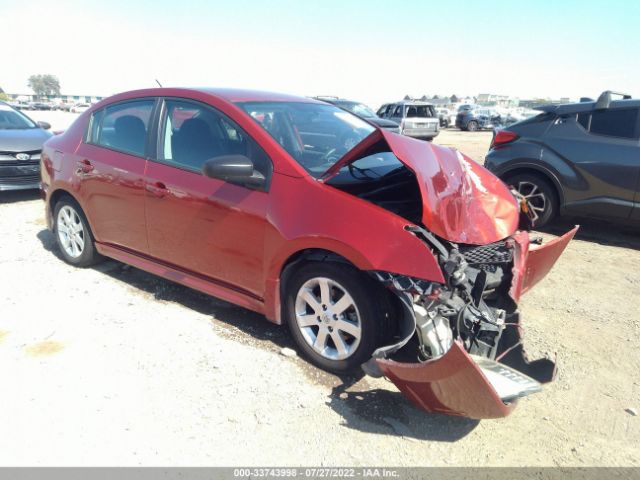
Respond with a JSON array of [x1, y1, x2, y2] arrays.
[[37, 121, 51, 130], [202, 155, 265, 187]]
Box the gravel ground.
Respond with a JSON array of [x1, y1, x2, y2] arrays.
[[0, 111, 638, 466]]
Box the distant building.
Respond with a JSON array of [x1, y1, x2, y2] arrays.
[[6, 92, 106, 104]]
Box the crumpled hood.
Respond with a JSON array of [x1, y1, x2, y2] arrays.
[[322, 129, 519, 245], [380, 130, 519, 244]]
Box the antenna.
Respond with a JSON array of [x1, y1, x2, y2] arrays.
[[155, 79, 163, 88]]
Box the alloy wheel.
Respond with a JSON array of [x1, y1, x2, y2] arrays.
[[57, 205, 85, 258], [294, 277, 362, 361], [516, 181, 547, 223]]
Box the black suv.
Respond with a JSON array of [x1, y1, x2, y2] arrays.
[[485, 91, 640, 227]]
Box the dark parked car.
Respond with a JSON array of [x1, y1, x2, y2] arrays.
[[485, 91, 640, 227], [32, 102, 52, 111], [0, 101, 52, 191], [41, 87, 575, 418], [456, 106, 502, 131], [314, 97, 400, 133]]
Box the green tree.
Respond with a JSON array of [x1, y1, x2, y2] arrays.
[[27, 74, 61, 97], [0, 86, 8, 102]]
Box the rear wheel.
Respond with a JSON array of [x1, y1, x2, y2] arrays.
[[505, 173, 558, 227], [467, 120, 479, 132], [54, 197, 101, 267], [284, 262, 392, 374]]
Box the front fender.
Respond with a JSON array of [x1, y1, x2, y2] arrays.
[[262, 173, 445, 323]]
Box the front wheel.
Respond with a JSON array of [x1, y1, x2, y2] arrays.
[[467, 120, 479, 132], [284, 262, 392, 374]]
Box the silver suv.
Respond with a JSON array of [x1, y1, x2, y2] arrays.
[[377, 101, 440, 140]]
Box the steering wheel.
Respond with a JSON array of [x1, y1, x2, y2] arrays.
[[321, 148, 337, 162]]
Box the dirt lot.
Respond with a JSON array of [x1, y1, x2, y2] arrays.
[[0, 112, 639, 466]]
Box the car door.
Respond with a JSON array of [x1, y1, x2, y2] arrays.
[[74, 98, 156, 252], [543, 107, 640, 220], [144, 98, 273, 298]]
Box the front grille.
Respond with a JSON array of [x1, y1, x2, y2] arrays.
[[0, 149, 41, 156], [0, 159, 40, 166], [0, 175, 40, 186], [460, 240, 513, 265]]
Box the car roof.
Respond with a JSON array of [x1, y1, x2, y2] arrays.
[[538, 98, 640, 115], [100, 87, 324, 106]]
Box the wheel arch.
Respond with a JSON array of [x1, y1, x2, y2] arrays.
[[47, 188, 98, 238]]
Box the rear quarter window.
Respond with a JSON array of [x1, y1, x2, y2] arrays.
[[589, 108, 639, 139]]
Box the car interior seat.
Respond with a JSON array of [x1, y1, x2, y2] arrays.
[[113, 115, 146, 155]]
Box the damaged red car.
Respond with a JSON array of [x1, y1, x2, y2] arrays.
[[40, 88, 577, 419]]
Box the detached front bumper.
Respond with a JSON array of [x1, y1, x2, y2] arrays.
[[367, 227, 578, 419]]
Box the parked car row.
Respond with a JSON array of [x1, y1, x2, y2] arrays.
[[9, 100, 95, 112]]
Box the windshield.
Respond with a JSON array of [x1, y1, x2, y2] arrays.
[[337, 102, 377, 118], [0, 104, 37, 130], [405, 105, 436, 118], [237, 101, 375, 177]]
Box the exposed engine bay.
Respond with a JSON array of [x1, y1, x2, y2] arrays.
[[328, 151, 523, 368], [326, 140, 574, 416], [368, 226, 517, 364], [362, 225, 558, 410]]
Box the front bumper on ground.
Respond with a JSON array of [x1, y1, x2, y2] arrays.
[[369, 227, 578, 419]]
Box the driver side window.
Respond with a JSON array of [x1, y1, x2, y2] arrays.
[[159, 99, 272, 187]]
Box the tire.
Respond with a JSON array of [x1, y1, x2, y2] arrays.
[[504, 172, 558, 228], [284, 262, 393, 374], [53, 196, 101, 267], [467, 120, 479, 132]]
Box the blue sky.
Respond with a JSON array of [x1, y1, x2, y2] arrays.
[[3, 0, 639, 107]]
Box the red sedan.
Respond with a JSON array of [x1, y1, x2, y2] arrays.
[[40, 88, 576, 418]]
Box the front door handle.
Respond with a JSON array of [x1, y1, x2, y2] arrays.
[[76, 159, 93, 174], [146, 181, 168, 198]]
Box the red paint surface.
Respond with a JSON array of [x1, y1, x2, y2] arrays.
[[511, 226, 578, 300], [380, 130, 520, 245]]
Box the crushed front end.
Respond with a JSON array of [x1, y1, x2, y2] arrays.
[[363, 225, 578, 419]]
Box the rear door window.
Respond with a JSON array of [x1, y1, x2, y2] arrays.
[[90, 100, 155, 157]]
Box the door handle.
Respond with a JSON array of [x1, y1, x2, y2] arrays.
[[146, 181, 168, 198], [76, 159, 93, 174]]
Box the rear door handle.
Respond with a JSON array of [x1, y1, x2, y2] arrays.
[[76, 159, 93, 174], [145, 181, 168, 198]]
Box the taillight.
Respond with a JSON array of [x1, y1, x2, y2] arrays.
[[491, 130, 519, 149]]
